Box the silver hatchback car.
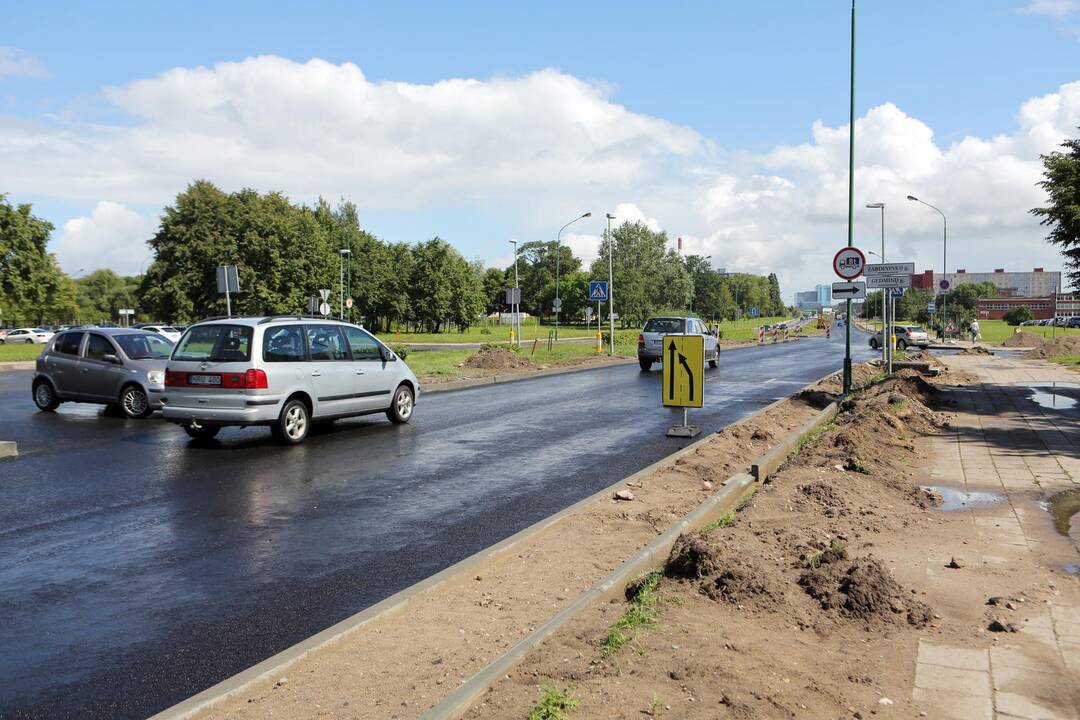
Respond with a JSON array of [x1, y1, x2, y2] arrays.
[[162, 316, 420, 444], [33, 328, 174, 418]]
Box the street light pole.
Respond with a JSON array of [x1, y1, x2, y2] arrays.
[[907, 195, 947, 339], [555, 212, 591, 341], [842, 0, 856, 395], [510, 239, 520, 347], [606, 213, 616, 356]]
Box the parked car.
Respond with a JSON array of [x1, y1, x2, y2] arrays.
[[0, 327, 54, 344], [637, 316, 719, 372], [32, 328, 174, 418], [869, 324, 930, 350], [162, 316, 420, 444], [138, 324, 182, 343], [1067, 317, 1080, 329]]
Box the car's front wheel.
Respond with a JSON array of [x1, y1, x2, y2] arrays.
[[272, 398, 310, 444], [33, 380, 59, 412], [25, 338, 33, 344], [708, 350, 719, 369], [120, 384, 153, 419], [387, 384, 414, 424]]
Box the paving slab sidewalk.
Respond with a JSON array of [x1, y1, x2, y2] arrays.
[[915, 353, 1080, 720]]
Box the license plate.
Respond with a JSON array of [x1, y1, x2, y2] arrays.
[[188, 374, 221, 386]]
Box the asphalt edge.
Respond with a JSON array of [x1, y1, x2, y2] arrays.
[[149, 364, 836, 720], [422, 401, 840, 720]]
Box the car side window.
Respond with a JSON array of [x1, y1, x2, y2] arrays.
[[56, 332, 83, 355], [263, 325, 306, 362], [307, 325, 349, 361], [85, 334, 113, 361], [344, 327, 384, 361]]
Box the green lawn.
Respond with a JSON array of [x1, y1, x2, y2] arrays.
[[0, 343, 44, 362], [1046, 355, 1080, 372], [977, 320, 1080, 345]]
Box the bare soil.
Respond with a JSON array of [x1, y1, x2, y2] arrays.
[[1001, 331, 1045, 347], [1027, 336, 1080, 358], [464, 361, 1059, 720]]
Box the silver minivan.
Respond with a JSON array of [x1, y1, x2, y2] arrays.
[[33, 328, 174, 418], [162, 316, 420, 444]]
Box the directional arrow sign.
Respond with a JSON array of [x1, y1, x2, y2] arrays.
[[832, 281, 866, 300], [662, 334, 704, 408]]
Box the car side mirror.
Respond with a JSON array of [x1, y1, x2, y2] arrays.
[[379, 345, 394, 362], [103, 353, 121, 364]]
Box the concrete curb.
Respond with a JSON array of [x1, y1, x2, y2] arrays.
[[0, 441, 16, 458], [151, 364, 844, 720], [0, 361, 34, 372], [421, 358, 636, 394], [420, 472, 757, 720], [751, 402, 839, 482]]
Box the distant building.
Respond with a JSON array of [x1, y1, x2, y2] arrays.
[[909, 268, 1061, 298], [1054, 293, 1080, 319], [795, 284, 832, 311], [976, 297, 1054, 321]]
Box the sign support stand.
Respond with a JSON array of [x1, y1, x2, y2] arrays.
[[667, 407, 699, 438]]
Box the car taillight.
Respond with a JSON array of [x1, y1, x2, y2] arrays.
[[638, 334, 645, 347], [165, 370, 183, 387], [245, 368, 268, 389]]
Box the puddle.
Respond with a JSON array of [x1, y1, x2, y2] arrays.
[[1046, 489, 1080, 543], [923, 485, 1004, 512], [1018, 381, 1080, 411]]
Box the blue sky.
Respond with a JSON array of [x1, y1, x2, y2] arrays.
[[3, 0, 1080, 296]]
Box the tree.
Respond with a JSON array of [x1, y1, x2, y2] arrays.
[[0, 195, 77, 326], [766, 273, 784, 316], [76, 269, 138, 323], [591, 221, 690, 327], [450, 259, 486, 332], [1032, 130, 1080, 286], [1003, 305, 1033, 326], [408, 237, 483, 333], [482, 267, 507, 314]]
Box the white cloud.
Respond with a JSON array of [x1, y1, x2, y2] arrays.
[[0, 47, 48, 79], [2, 56, 1078, 295], [1020, 0, 1080, 19], [52, 202, 157, 275]]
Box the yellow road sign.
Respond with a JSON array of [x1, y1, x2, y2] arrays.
[[662, 334, 704, 408]]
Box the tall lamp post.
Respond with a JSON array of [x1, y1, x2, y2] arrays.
[[510, 239, 520, 347], [555, 212, 591, 340], [866, 203, 886, 364], [907, 195, 947, 339], [339, 248, 351, 319], [606, 213, 616, 356], [841, 0, 857, 395]]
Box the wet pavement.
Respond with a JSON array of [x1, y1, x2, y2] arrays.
[[0, 330, 874, 719]]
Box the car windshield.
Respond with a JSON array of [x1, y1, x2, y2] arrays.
[[643, 318, 685, 334], [114, 333, 174, 359], [172, 324, 253, 362]]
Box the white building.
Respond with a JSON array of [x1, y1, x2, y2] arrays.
[[942, 268, 1061, 298]]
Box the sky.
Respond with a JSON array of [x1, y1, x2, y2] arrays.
[[3, 0, 1080, 300]]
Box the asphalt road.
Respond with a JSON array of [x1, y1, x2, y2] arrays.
[[0, 328, 874, 719]]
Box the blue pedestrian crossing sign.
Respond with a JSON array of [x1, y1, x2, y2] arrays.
[[588, 281, 609, 301], [890, 288, 905, 299]]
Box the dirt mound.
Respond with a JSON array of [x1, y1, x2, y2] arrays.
[[665, 533, 721, 579], [1001, 331, 1045, 348], [1027, 336, 1080, 358], [904, 350, 947, 369], [799, 555, 931, 626], [961, 345, 994, 355], [797, 482, 847, 517], [703, 558, 777, 605], [462, 347, 531, 370]]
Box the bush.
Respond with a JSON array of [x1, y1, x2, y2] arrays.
[[388, 342, 409, 359], [479, 326, 492, 334], [1003, 306, 1033, 326]]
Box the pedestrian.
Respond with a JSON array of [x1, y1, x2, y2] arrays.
[[969, 319, 980, 344]]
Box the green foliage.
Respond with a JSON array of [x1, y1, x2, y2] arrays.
[[388, 342, 409, 359], [601, 571, 663, 658], [75, 269, 139, 324], [1032, 130, 1080, 286], [1003, 305, 1034, 326], [590, 222, 689, 327], [0, 195, 78, 326], [699, 512, 735, 534], [528, 684, 580, 720]]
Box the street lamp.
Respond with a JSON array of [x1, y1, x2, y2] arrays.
[[339, 248, 351, 319], [866, 203, 886, 363], [907, 195, 947, 339], [510, 239, 520, 347], [555, 212, 591, 340], [606, 213, 616, 355]]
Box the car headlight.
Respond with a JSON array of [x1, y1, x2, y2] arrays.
[[147, 370, 165, 386]]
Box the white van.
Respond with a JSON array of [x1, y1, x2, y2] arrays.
[[162, 316, 419, 444]]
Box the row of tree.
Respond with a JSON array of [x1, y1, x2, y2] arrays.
[[861, 281, 1001, 328], [1, 183, 789, 331]]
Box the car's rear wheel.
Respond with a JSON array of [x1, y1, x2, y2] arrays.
[[184, 423, 220, 440], [639, 358, 652, 371], [897, 339, 908, 350], [33, 380, 59, 412], [272, 398, 310, 444], [120, 384, 153, 419], [869, 338, 879, 349], [708, 350, 719, 369], [25, 338, 33, 344], [387, 384, 414, 424]]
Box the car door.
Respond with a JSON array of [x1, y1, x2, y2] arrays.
[[305, 324, 358, 418], [77, 333, 128, 401], [44, 332, 85, 396], [343, 326, 396, 412]]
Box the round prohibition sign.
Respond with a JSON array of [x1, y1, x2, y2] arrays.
[[833, 246, 866, 280]]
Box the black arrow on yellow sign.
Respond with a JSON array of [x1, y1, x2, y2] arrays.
[[678, 352, 694, 401], [668, 340, 677, 399]]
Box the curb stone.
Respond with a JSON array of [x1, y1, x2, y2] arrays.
[[150, 366, 844, 720], [0, 441, 16, 458]]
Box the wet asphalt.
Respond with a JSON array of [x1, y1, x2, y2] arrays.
[[0, 329, 874, 719]]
